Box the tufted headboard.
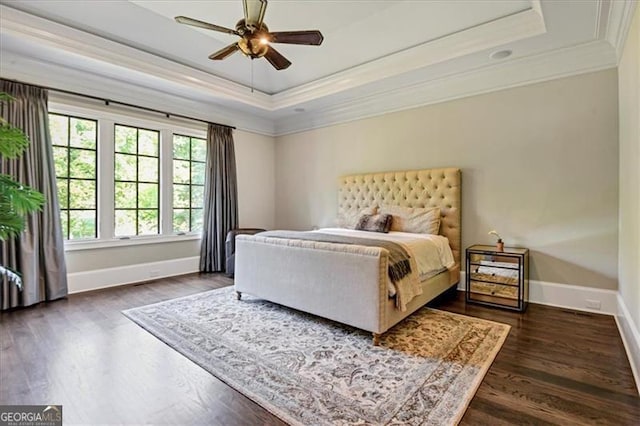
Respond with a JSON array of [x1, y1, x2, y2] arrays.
[[338, 168, 461, 265]]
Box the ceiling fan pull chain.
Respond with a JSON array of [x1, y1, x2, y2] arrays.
[[251, 58, 254, 93]]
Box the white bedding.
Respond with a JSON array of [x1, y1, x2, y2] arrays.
[[313, 228, 455, 297]]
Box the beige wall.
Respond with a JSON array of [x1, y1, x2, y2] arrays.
[[235, 129, 276, 231], [618, 5, 640, 329], [66, 129, 276, 273], [275, 69, 619, 290]]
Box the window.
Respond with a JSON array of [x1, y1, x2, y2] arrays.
[[48, 101, 207, 247], [172, 135, 206, 233], [49, 113, 98, 240], [114, 125, 160, 236]]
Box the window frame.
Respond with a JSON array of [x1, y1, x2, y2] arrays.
[[49, 112, 99, 241], [172, 134, 206, 235], [114, 123, 161, 237], [48, 99, 206, 251]]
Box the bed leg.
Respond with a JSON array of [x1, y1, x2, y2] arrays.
[[372, 333, 381, 346], [236, 291, 242, 300]]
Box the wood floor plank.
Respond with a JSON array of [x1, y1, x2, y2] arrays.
[[1, 273, 638, 425], [478, 367, 638, 424], [464, 396, 558, 426]]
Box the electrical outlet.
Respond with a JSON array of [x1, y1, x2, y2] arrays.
[[585, 299, 601, 310], [149, 269, 160, 278]]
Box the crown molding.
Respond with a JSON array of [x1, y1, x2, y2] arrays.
[[271, 5, 546, 110], [274, 41, 617, 136], [0, 51, 276, 136], [595, 0, 609, 40], [1, 38, 617, 139], [0, 3, 545, 113], [605, 0, 637, 61], [0, 5, 273, 110]]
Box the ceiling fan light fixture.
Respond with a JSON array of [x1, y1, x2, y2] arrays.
[[238, 37, 269, 58], [175, 0, 323, 70]]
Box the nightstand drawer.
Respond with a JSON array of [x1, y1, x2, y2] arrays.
[[469, 253, 520, 267], [469, 269, 519, 286], [468, 281, 520, 308]]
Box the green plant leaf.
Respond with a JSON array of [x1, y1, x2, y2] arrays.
[[0, 174, 45, 210], [0, 213, 24, 240], [0, 155, 45, 240], [0, 93, 30, 159], [0, 124, 30, 158]]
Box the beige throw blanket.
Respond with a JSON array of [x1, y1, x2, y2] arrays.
[[258, 231, 422, 310]]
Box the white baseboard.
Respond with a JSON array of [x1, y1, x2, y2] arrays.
[[616, 294, 640, 395], [457, 272, 618, 315], [67, 256, 200, 294], [528, 280, 619, 315]]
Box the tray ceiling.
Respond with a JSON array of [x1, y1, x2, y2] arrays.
[[0, 1, 633, 135]]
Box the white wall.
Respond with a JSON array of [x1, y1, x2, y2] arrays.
[[618, 5, 640, 334], [275, 69, 619, 290]]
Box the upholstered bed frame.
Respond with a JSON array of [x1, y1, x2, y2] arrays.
[[338, 168, 461, 272], [234, 167, 461, 343]]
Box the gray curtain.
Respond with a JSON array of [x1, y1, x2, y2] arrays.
[[1, 80, 68, 309], [200, 124, 238, 272]]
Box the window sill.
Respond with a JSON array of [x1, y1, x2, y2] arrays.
[[64, 234, 201, 252]]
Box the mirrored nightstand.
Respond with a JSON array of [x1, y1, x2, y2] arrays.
[[465, 245, 529, 312]]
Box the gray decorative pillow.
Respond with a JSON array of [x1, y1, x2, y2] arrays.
[[337, 206, 377, 229], [355, 213, 393, 233]]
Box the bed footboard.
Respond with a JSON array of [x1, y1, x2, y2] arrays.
[[234, 235, 389, 334]]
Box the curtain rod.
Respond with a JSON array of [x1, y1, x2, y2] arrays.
[[2, 78, 236, 130]]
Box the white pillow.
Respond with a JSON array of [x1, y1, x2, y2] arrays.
[[379, 205, 441, 234], [337, 206, 377, 229]]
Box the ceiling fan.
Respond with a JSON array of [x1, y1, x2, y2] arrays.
[[175, 0, 324, 70]]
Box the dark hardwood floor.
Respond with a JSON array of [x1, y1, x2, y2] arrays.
[[1, 274, 638, 425]]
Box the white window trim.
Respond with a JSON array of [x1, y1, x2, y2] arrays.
[[49, 97, 207, 251], [100, 118, 115, 240], [63, 233, 201, 252], [160, 128, 174, 236]]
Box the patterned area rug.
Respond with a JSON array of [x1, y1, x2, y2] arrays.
[[123, 286, 510, 425]]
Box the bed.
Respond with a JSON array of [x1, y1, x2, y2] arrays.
[[234, 168, 461, 344]]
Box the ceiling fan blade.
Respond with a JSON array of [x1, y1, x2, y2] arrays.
[[270, 30, 324, 46], [264, 46, 291, 70], [243, 0, 268, 29], [175, 16, 238, 35], [208, 43, 240, 60]]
